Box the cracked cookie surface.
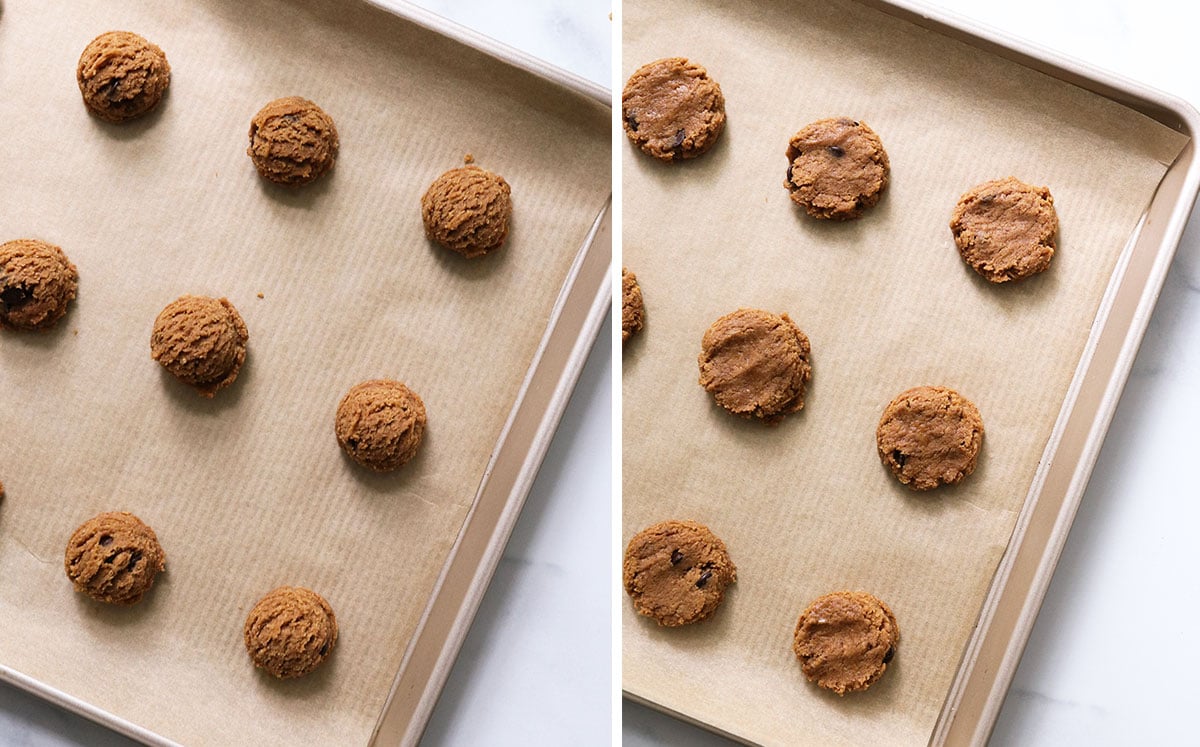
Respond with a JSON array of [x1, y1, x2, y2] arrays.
[[335, 379, 427, 472], [622, 57, 725, 162], [623, 520, 736, 627], [64, 511, 166, 605], [244, 586, 337, 679], [247, 97, 339, 186], [950, 177, 1057, 282], [151, 295, 248, 398], [0, 239, 78, 331], [420, 166, 512, 258], [785, 117, 889, 220], [876, 385, 983, 490], [698, 308, 811, 423], [793, 591, 899, 695], [77, 31, 170, 123]]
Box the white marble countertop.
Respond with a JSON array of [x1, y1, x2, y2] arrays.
[[625, 0, 1200, 745]]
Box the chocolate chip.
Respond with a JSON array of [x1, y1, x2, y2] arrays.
[[827, 145, 845, 157], [624, 110, 639, 132], [101, 78, 121, 99], [319, 642, 329, 656], [670, 549, 683, 565], [0, 284, 32, 310], [672, 129, 686, 148], [892, 450, 907, 467], [128, 550, 142, 567], [98, 534, 113, 547], [882, 646, 895, 664], [786, 163, 794, 186], [695, 570, 713, 588]]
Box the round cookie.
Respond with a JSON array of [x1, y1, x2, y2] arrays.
[[950, 177, 1057, 282], [420, 166, 512, 258], [247, 97, 339, 186], [622, 57, 725, 162], [877, 385, 983, 491], [622, 267, 644, 343], [151, 295, 248, 397], [243, 586, 337, 679], [785, 117, 889, 220], [623, 520, 736, 627], [0, 239, 78, 331], [698, 308, 811, 423], [793, 591, 899, 695], [76, 31, 170, 123], [335, 379, 427, 472], [64, 511, 166, 605]]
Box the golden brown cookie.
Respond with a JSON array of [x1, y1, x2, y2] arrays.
[[622, 57, 725, 162], [877, 385, 983, 491], [421, 166, 512, 258], [698, 308, 812, 423], [150, 295, 248, 398], [244, 586, 337, 679], [336, 379, 427, 472], [247, 97, 339, 186], [622, 267, 644, 343], [76, 31, 170, 123], [623, 520, 736, 627], [793, 591, 899, 695], [950, 177, 1057, 282], [64, 512, 166, 605], [0, 239, 78, 331], [785, 118, 889, 220]]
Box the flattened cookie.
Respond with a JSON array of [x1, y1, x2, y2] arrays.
[[64, 511, 166, 605], [421, 166, 512, 258], [336, 379, 427, 472], [77, 31, 170, 123], [877, 385, 983, 491], [0, 239, 78, 331], [151, 295, 248, 397], [622, 57, 725, 162], [623, 520, 736, 627], [248, 97, 339, 186], [950, 177, 1057, 282], [698, 308, 811, 423], [244, 586, 337, 678], [622, 267, 644, 342], [793, 591, 899, 695], [785, 118, 889, 220]]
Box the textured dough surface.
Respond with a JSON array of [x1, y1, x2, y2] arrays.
[[698, 308, 811, 423], [76, 31, 170, 123], [623, 520, 736, 627], [420, 166, 512, 258], [622, 267, 644, 342], [785, 117, 889, 220], [622, 57, 725, 162], [150, 295, 248, 397], [247, 97, 339, 186], [243, 586, 338, 679], [950, 177, 1057, 282], [0, 239, 78, 331], [64, 512, 166, 605], [793, 591, 899, 695], [876, 385, 984, 491], [335, 379, 427, 472]]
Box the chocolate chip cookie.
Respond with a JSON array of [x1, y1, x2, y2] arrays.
[[698, 308, 811, 423], [950, 177, 1057, 282], [64, 511, 166, 605], [244, 586, 337, 678], [793, 591, 899, 695], [785, 118, 889, 220], [623, 520, 736, 627], [877, 385, 984, 491], [622, 267, 644, 342], [622, 57, 725, 162], [420, 166, 512, 258], [151, 295, 248, 397], [77, 31, 170, 123], [0, 239, 78, 331], [335, 379, 427, 472], [247, 97, 339, 186]]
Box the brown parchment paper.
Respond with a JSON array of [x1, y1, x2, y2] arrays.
[[0, 0, 608, 744], [621, 1, 1187, 744]]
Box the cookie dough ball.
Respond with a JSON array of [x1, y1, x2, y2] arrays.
[[64, 512, 166, 605], [698, 308, 811, 423], [877, 385, 983, 491], [244, 586, 337, 679], [336, 379, 427, 472], [623, 520, 736, 627], [950, 177, 1057, 282], [622, 57, 725, 162], [150, 295, 248, 398], [785, 118, 889, 220], [622, 267, 644, 342], [247, 97, 339, 186], [0, 239, 78, 331], [421, 166, 512, 258], [76, 31, 170, 123], [793, 591, 899, 695]]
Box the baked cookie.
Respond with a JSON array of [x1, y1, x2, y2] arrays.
[[64, 511, 166, 605], [0, 239, 78, 331], [336, 379, 427, 472], [793, 591, 899, 695], [76, 31, 170, 123], [622, 267, 644, 342], [247, 97, 339, 186], [698, 308, 811, 423], [950, 177, 1057, 282], [785, 118, 889, 220], [421, 166, 512, 258], [877, 385, 983, 491], [151, 295, 248, 398], [623, 520, 736, 627], [244, 586, 337, 679], [622, 57, 725, 162]]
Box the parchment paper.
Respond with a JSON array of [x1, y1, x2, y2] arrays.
[[621, 1, 1187, 744], [0, 1, 608, 744]]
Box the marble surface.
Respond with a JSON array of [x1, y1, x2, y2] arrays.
[[0, 2, 612, 746], [624, 0, 1200, 745]]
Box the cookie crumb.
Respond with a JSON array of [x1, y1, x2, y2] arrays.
[[463, 153, 475, 164], [256, 292, 264, 299]]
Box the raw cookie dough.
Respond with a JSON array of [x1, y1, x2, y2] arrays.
[[76, 31, 170, 123], [622, 57, 725, 162], [335, 379, 427, 472], [420, 166, 512, 258], [244, 586, 337, 679], [622, 267, 644, 342], [698, 308, 811, 423], [877, 385, 983, 491], [150, 295, 248, 398], [785, 117, 889, 220], [0, 239, 78, 331], [950, 177, 1057, 282], [793, 591, 899, 695], [623, 520, 736, 627], [247, 97, 339, 186], [64, 511, 166, 605]]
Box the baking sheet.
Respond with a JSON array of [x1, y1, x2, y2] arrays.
[[0, 0, 609, 744], [620, 0, 1187, 744]]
